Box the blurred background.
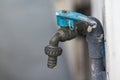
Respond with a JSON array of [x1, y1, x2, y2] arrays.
[[0, 0, 104, 80]]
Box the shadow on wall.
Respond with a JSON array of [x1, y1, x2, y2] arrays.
[[0, 0, 73, 80]]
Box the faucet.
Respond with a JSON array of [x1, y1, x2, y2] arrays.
[[44, 10, 106, 80]]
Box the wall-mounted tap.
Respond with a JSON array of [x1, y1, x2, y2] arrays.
[[44, 10, 106, 80]]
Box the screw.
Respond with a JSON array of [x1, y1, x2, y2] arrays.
[[62, 10, 67, 13]]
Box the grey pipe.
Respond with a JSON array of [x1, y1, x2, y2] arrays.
[[86, 17, 106, 80]]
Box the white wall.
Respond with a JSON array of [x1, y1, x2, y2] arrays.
[[105, 0, 120, 80]]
